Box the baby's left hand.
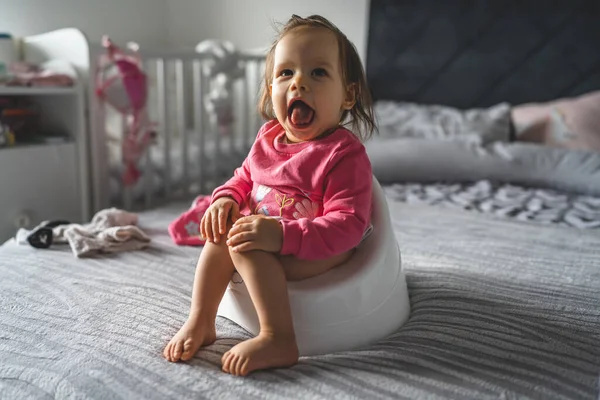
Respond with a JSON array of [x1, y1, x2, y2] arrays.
[[227, 215, 283, 253]]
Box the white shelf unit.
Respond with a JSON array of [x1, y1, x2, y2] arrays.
[[0, 86, 78, 96], [0, 84, 89, 243]]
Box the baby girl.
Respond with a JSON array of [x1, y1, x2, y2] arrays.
[[164, 14, 376, 376]]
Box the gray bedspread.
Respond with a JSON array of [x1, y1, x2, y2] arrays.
[[1, 201, 599, 399]]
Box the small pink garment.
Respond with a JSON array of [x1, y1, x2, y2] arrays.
[[168, 196, 212, 246], [95, 36, 155, 186]]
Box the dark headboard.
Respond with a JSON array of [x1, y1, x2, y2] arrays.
[[366, 0, 600, 108]]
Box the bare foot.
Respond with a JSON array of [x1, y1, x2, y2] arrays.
[[163, 316, 216, 362], [221, 332, 299, 376]]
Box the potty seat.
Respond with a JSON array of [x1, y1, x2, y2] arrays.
[[217, 177, 411, 356]]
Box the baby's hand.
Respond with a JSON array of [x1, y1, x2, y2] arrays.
[[201, 197, 240, 243], [226, 215, 283, 253]]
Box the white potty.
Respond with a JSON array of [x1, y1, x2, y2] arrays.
[[217, 177, 411, 356]]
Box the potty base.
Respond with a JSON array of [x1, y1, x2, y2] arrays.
[[217, 264, 410, 356]]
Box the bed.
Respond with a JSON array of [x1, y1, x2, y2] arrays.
[[1, 1, 599, 399], [365, 0, 600, 229], [1, 201, 598, 399]]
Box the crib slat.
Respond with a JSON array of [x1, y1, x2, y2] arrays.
[[229, 80, 236, 163], [243, 65, 251, 153], [250, 61, 261, 143], [256, 61, 265, 135], [212, 80, 221, 192], [142, 60, 155, 209], [175, 60, 188, 196], [93, 97, 110, 212], [157, 58, 171, 202], [124, 187, 133, 211], [193, 60, 206, 194], [143, 145, 153, 209], [121, 114, 134, 211]]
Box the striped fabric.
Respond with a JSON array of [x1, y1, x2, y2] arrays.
[[384, 181, 600, 229], [0, 200, 598, 399]]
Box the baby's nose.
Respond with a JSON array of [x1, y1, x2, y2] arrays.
[[291, 74, 309, 91]]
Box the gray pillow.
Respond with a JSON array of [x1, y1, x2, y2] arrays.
[[366, 138, 600, 196]]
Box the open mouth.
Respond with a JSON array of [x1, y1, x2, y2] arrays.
[[287, 99, 315, 128]]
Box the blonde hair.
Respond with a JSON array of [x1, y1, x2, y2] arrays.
[[258, 14, 376, 141]]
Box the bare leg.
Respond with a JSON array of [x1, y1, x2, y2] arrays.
[[221, 250, 299, 376], [163, 223, 234, 362]]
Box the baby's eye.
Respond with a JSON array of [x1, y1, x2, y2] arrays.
[[279, 69, 293, 77], [312, 68, 327, 77]]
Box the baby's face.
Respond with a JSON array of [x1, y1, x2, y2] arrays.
[[270, 27, 354, 142]]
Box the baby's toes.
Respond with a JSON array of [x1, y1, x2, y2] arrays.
[[238, 358, 250, 377], [163, 341, 173, 361], [180, 339, 195, 361], [233, 356, 247, 376], [172, 340, 184, 362], [229, 354, 241, 376], [221, 351, 233, 373]]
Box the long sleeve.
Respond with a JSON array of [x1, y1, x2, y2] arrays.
[[279, 145, 372, 260], [211, 157, 253, 206]]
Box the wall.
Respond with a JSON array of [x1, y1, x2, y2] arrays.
[[166, 0, 371, 61], [0, 0, 168, 46], [0, 0, 370, 58]]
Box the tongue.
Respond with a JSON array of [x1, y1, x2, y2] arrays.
[[290, 102, 314, 125]]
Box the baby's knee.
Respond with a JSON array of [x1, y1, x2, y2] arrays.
[[228, 247, 265, 261], [206, 219, 235, 248]]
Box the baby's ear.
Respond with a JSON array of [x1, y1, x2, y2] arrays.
[[269, 84, 273, 97], [342, 83, 356, 110]]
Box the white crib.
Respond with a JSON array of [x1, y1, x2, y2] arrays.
[[22, 28, 266, 219]]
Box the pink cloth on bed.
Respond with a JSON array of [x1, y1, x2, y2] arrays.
[[169, 120, 372, 260], [168, 196, 211, 246]]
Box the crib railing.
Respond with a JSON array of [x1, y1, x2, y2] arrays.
[[92, 47, 266, 213]]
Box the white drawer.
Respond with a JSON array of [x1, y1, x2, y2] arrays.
[[0, 143, 83, 242]]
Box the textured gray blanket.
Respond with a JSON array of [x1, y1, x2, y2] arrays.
[[1, 201, 599, 399], [384, 180, 600, 229]]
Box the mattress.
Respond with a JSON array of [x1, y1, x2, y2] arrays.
[[1, 200, 599, 399]]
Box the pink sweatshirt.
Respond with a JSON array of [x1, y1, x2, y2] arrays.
[[212, 120, 373, 260]]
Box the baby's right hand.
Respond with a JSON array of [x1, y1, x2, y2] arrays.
[[201, 197, 241, 243]]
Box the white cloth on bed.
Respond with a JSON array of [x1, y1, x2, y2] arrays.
[[17, 208, 151, 257], [56, 208, 151, 257]]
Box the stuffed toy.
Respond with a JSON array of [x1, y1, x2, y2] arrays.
[[95, 36, 155, 186]]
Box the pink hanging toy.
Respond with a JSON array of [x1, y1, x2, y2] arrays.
[[95, 36, 155, 186]]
